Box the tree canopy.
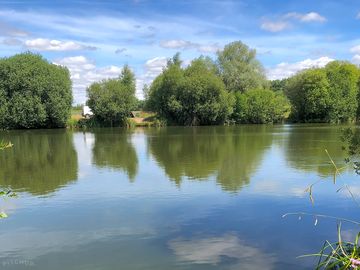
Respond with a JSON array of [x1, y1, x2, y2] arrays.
[[285, 61, 360, 123], [232, 89, 291, 124], [0, 52, 72, 129], [147, 56, 234, 125], [217, 41, 267, 92], [87, 65, 137, 126]]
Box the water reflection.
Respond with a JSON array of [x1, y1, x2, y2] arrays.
[[168, 234, 276, 269], [285, 125, 346, 176], [146, 126, 273, 192], [0, 130, 77, 195], [0, 125, 357, 270], [92, 129, 138, 180]]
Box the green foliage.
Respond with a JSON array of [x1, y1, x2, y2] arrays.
[[286, 68, 331, 122], [270, 78, 288, 92], [325, 61, 360, 123], [217, 41, 267, 92], [147, 56, 234, 125], [132, 98, 146, 111], [0, 141, 16, 219], [0, 141, 13, 150], [285, 61, 360, 123], [0, 52, 72, 129], [232, 89, 291, 124], [87, 65, 137, 126]]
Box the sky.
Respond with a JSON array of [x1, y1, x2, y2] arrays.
[[0, 0, 359, 104]]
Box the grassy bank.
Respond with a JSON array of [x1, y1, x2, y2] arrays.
[[67, 110, 163, 129]]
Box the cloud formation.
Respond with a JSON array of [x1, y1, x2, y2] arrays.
[[160, 39, 220, 53], [24, 38, 96, 51], [261, 11, 326, 32], [266, 56, 334, 80], [260, 21, 290, 32], [284, 12, 327, 22], [353, 55, 360, 64], [350, 45, 360, 54], [53, 56, 123, 104]]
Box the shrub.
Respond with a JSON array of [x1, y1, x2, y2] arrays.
[[0, 52, 72, 129]]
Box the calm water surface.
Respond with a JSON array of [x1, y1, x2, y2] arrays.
[[0, 125, 359, 269]]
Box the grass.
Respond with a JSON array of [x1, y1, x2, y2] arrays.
[[0, 141, 16, 219], [300, 224, 360, 269], [283, 146, 360, 269]]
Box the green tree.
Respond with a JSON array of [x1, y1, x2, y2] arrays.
[[87, 65, 137, 126], [147, 56, 233, 125], [270, 78, 288, 93], [217, 41, 267, 92], [0, 52, 72, 129], [285, 68, 330, 122], [325, 61, 360, 123], [232, 89, 290, 124]]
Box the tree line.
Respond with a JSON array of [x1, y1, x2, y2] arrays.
[[0, 41, 359, 129]]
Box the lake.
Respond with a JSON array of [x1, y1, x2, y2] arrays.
[[0, 125, 359, 269]]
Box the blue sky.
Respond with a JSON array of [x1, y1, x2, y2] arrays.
[[0, 0, 359, 103]]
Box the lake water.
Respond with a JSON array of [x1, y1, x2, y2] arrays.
[[0, 125, 359, 269]]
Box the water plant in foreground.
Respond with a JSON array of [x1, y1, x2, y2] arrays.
[[283, 128, 360, 269], [0, 140, 16, 218]]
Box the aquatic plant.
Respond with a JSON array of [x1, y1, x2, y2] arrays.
[[283, 127, 360, 269], [0, 141, 16, 218]]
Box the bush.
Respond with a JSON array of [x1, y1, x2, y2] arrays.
[[232, 89, 291, 124], [87, 65, 137, 126], [285, 61, 360, 123], [0, 52, 72, 129], [147, 56, 234, 125], [325, 61, 360, 123]]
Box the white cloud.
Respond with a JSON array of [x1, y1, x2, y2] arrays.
[[260, 21, 290, 32], [261, 12, 326, 33], [352, 55, 360, 64], [160, 39, 195, 49], [350, 45, 360, 54], [24, 38, 96, 51], [350, 45, 360, 64], [285, 12, 327, 23], [357, 12, 360, 19], [54, 56, 123, 104], [160, 39, 221, 53], [266, 56, 334, 80], [135, 56, 167, 98], [197, 44, 221, 53], [143, 57, 167, 79]]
